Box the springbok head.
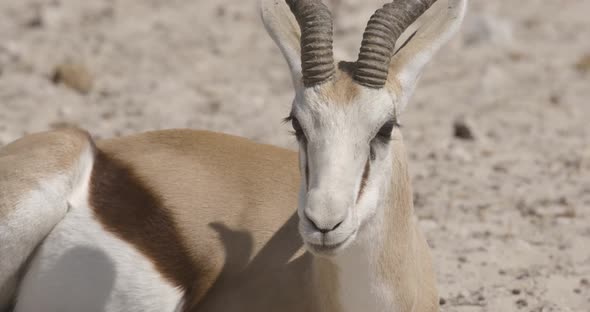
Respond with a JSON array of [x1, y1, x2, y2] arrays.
[[261, 0, 466, 255]]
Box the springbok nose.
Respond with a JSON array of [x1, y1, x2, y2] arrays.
[[305, 212, 344, 233], [304, 190, 350, 233]]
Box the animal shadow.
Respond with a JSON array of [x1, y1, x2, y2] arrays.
[[192, 213, 315, 311]]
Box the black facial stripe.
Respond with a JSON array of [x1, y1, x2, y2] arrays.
[[356, 157, 371, 203], [304, 143, 310, 191]]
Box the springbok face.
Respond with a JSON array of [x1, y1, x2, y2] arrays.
[[290, 84, 397, 255], [262, 0, 466, 255]]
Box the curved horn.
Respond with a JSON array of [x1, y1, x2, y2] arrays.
[[354, 0, 437, 89], [286, 0, 335, 87]]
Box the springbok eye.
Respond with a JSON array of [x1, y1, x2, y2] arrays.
[[284, 116, 305, 141], [370, 119, 399, 160], [374, 119, 398, 143], [291, 118, 302, 133]]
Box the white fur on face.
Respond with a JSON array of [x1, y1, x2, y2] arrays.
[[293, 86, 398, 256]]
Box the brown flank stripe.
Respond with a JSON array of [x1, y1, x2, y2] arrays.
[[89, 149, 205, 308]]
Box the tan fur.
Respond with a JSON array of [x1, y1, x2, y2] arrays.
[[318, 63, 361, 105], [378, 129, 439, 311], [0, 128, 93, 309], [0, 128, 92, 218], [93, 130, 318, 310]]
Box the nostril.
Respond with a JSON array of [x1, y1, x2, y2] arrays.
[[305, 213, 320, 231], [331, 220, 343, 231], [305, 212, 344, 234]]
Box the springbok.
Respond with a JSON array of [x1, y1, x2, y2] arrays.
[[0, 0, 466, 311]]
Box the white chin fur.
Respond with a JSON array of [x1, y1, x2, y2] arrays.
[[301, 229, 358, 257]]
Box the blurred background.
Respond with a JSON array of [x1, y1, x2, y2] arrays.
[[0, 0, 588, 310]]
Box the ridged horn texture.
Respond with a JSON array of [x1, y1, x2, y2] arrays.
[[354, 0, 438, 89], [286, 0, 335, 87]]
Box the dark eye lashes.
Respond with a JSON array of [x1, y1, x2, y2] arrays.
[[378, 122, 394, 137], [283, 115, 305, 141], [374, 119, 400, 143]]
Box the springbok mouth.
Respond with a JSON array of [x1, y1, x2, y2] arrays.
[[305, 231, 356, 255]]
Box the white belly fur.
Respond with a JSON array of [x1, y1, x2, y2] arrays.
[[14, 197, 184, 312]]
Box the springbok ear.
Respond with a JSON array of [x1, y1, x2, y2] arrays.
[[388, 0, 467, 110], [260, 0, 303, 89]]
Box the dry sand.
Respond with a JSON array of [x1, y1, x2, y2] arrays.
[[1, 0, 589, 311]]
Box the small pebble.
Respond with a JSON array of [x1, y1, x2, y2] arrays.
[[515, 298, 528, 308], [27, 15, 43, 28], [52, 62, 94, 94], [49, 121, 79, 130], [549, 94, 561, 105], [575, 54, 590, 73], [216, 6, 226, 17], [453, 117, 475, 140], [511, 289, 521, 295]]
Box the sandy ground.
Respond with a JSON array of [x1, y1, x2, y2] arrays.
[[1, 0, 589, 311]]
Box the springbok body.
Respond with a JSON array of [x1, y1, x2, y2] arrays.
[[0, 0, 466, 311]]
